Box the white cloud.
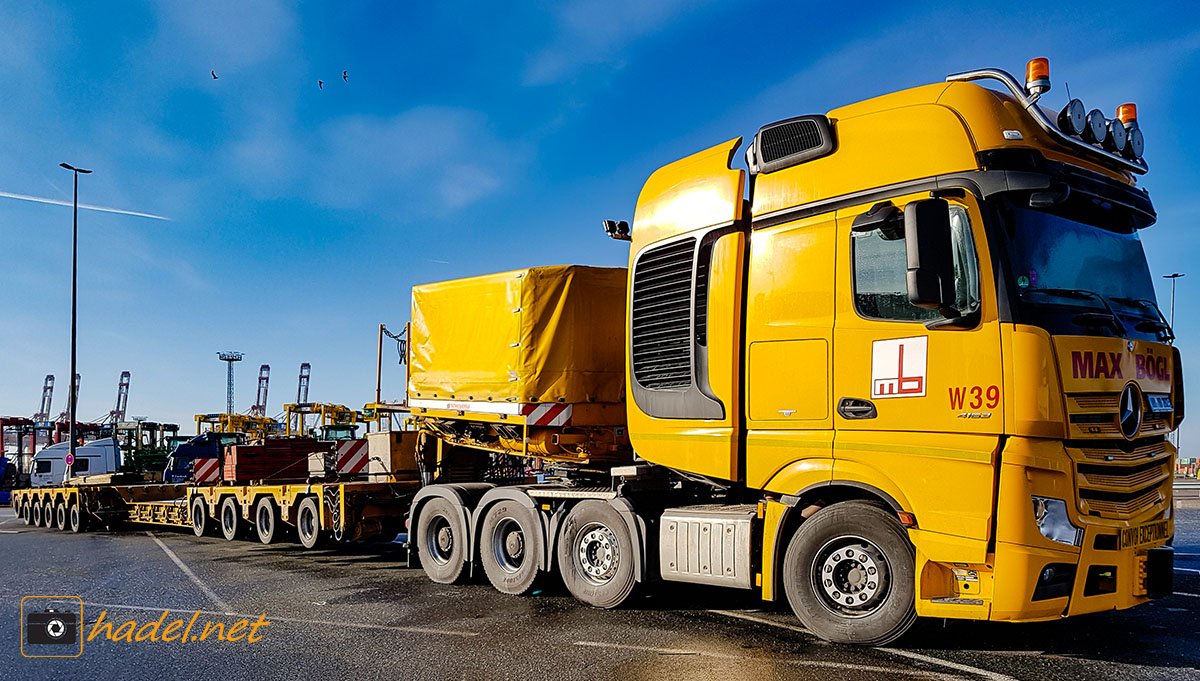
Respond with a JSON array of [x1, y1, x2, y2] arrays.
[[524, 0, 719, 86], [152, 0, 297, 73], [226, 106, 523, 216]]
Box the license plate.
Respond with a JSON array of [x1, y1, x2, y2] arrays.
[[1119, 520, 1169, 550]]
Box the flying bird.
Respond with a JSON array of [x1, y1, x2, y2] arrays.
[[318, 79, 323, 89], [342, 70, 348, 82], [211, 70, 218, 79]]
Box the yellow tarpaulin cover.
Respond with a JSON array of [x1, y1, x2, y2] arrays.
[[409, 266, 627, 405]]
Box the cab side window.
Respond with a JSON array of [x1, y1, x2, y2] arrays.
[[852, 204, 980, 321], [35, 460, 52, 474]]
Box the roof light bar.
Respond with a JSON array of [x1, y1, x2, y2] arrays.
[[945, 65, 1147, 174]]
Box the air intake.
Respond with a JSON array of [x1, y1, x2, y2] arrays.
[[746, 115, 835, 174], [631, 238, 696, 390]]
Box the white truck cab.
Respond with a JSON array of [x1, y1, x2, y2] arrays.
[[28, 439, 121, 487]]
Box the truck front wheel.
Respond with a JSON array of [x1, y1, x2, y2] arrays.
[[415, 497, 468, 584], [557, 500, 637, 609], [782, 500, 917, 646], [479, 501, 542, 595]]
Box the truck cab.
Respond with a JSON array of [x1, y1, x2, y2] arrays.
[[622, 59, 1176, 642], [29, 438, 121, 487]]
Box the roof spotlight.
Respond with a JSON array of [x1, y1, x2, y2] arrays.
[[1103, 118, 1127, 153], [1057, 99, 1087, 136], [1124, 127, 1144, 160], [1082, 109, 1107, 144]]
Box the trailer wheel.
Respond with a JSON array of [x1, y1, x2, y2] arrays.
[[479, 501, 543, 595], [31, 500, 44, 528], [191, 497, 209, 537], [219, 497, 242, 541], [54, 501, 68, 530], [781, 500, 917, 646], [415, 497, 468, 584], [557, 500, 638, 609], [296, 497, 325, 549], [255, 498, 282, 545], [20, 500, 33, 525], [68, 502, 87, 533]]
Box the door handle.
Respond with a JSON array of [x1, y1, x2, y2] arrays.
[[837, 397, 877, 420]]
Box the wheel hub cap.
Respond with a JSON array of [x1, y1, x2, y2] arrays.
[[577, 523, 619, 585], [812, 536, 889, 617]]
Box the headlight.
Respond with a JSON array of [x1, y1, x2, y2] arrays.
[[1031, 496, 1083, 546]]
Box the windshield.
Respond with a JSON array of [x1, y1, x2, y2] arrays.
[[999, 197, 1166, 341]]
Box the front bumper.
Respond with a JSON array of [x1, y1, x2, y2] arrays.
[[991, 531, 1173, 621]]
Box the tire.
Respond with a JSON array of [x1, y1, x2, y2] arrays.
[[415, 497, 468, 584], [191, 497, 209, 537], [557, 500, 638, 608], [31, 500, 44, 528], [68, 503, 87, 533], [219, 497, 242, 541], [296, 496, 324, 549], [479, 500, 543, 595], [20, 501, 32, 525], [255, 497, 282, 545], [54, 501, 68, 530], [781, 501, 917, 646]]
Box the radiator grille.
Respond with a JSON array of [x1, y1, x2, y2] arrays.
[[631, 239, 695, 389]]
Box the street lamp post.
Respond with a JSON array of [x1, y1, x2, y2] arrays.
[[60, 162, 92, 481]]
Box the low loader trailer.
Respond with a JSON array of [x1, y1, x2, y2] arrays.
[[12, 431, 420, 547], [10, 59, 1181, 646]]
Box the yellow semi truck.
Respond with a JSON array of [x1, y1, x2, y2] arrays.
[[406, 58, 1178, 644]]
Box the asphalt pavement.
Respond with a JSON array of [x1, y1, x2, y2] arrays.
[[1, 505, 1197, 681]]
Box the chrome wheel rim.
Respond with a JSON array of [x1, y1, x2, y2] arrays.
[[576, 522, 619, 585], [810, 535, 891, 618]]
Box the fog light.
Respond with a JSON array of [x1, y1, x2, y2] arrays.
[[1032, 496, 1083, 546]]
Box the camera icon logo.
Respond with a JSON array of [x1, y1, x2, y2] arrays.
[[21, 596, 83, 658]]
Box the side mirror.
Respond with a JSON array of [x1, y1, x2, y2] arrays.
[[904, 198, 958, 317]]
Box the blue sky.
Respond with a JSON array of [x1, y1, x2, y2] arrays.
[[1, 1, 1199, 443]]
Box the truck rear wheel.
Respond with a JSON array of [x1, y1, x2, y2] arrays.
[[782, 500, 917, 646], [68, 503, 87, 533], [557, 500, 637, 609], [32, 500, 44, 527], [191, 497, 209, 537], [255, 498, 282, 544], [415, 497, 468, 584], [219, 497, 242, 541], [54, 501, 68, 530], [479, 501, 542, 595], [296, 497, 325, 549]]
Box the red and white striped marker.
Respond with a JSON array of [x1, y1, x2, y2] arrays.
[[336, 440, 369, 475], [521, 403, 573, 426], [193, 457, 220, 483]]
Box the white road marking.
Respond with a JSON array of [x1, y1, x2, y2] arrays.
[[0, 529, 20, 534], [573, 640, 962, 679], [1174, 567, 1200, 575], [707, 609, 1016, 681], [77, 600, 479, 637], [1173, 592, 1200, 598], [146, 532, 233, 614], [0, 517, 22, 525]]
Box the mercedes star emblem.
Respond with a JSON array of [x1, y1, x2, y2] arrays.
[[1119, 384, 1142, 440]]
